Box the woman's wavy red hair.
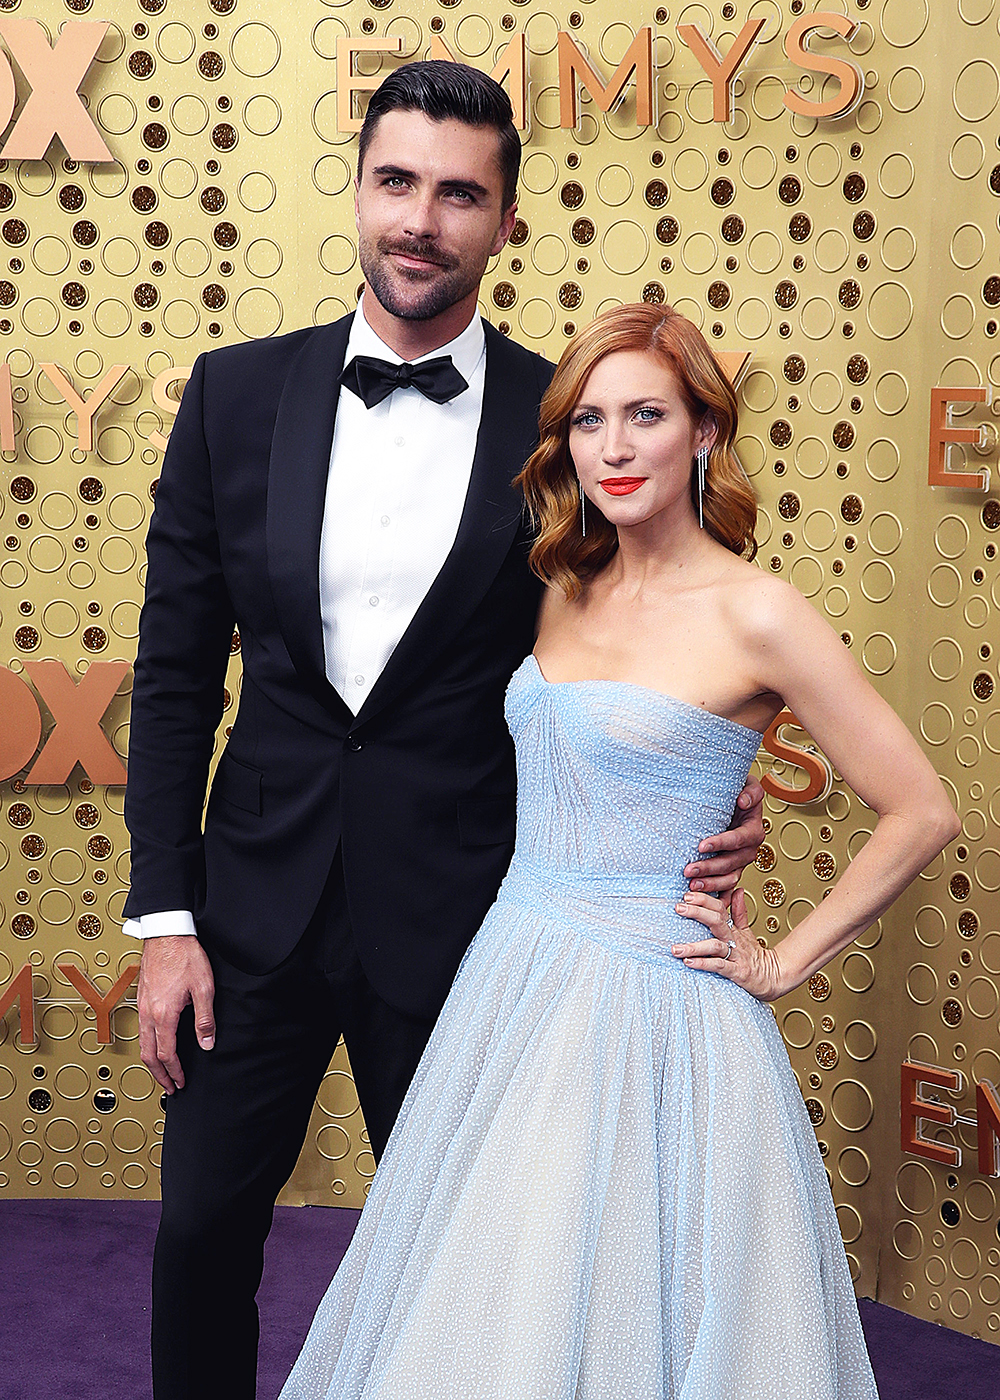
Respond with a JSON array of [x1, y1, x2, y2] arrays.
[[516, 303, 757, 598]]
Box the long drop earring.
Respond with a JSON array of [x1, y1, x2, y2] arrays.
[[696, 445, 709, 529], [579, 478, 587, 537]]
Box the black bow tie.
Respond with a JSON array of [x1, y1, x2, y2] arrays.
[[339, 353, 469, 410]]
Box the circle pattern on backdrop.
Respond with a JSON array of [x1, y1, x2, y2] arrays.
[[0, 5, 997, 1332]]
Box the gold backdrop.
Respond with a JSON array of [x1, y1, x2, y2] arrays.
[[1, 0, 999, 1345]]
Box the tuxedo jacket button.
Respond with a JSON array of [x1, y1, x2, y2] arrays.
[[345, 735, 363, 752]]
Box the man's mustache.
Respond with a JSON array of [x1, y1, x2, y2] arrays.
[[377, 239, 459, 271]]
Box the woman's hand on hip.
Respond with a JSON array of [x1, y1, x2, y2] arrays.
[[670, 888, 788, 1001]]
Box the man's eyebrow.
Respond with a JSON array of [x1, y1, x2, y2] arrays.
[[439, 177, 491, 198], [371, 163, 416, 180], [370, 164, 491, 199]]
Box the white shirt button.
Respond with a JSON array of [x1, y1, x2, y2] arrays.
[[369, 595, 379, 607], [394, 435, 405, 448], [355, 674, 365, 686], [381, 515, 390, 527]]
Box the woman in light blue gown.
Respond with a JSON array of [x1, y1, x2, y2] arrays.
[[280, 304, 959, 1400]]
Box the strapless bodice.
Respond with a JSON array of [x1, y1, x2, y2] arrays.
[[498, 655, 763, 963]]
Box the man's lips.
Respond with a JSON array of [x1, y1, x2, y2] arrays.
[[599, 477, 646, 496], [385, 247, 452, 272]]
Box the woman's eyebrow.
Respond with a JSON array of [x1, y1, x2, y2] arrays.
[[573, 397, 668, 413]]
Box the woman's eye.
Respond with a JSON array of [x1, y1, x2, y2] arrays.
[[571, 412, 600, 427], [635, 406, 662, 421]]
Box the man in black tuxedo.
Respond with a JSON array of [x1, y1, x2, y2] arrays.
[[126, 61, 764, 1400]]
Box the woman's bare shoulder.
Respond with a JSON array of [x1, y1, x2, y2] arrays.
[[716, 557, 818, 641]]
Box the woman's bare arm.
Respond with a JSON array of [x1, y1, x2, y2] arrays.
[[672, 577, 960, 999]]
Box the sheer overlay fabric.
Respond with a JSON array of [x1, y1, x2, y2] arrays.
[[279, 655, 879, 1400]]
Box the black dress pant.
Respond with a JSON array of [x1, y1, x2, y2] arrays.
[[150, 853, 437, 1400]]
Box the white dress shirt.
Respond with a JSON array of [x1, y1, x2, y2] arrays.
[[320, 302, 486, 710], [128, 300, 487, 939]]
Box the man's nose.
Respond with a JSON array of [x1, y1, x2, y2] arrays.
[[401, 190, 440, 241]]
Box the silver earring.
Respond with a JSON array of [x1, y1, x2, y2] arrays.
[[696, 445, 709, 529], [579, 478, 587, 537]]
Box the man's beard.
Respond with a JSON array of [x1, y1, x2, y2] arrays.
[[360, 235, 487, 322]]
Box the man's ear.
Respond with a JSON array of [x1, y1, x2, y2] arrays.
[[490, 200, 518, 258], [354, 177, 362, 234]]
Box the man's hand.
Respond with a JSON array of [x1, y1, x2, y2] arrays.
[[138, 936, 216, 1094], [684, 773, 765, 894]]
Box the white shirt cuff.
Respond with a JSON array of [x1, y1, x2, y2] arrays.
[[124, 910, 198, 939]]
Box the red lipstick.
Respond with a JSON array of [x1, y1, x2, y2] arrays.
[[599, 477, 646, 496]]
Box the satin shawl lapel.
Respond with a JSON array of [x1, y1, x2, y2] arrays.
[[266, 314, 354, 723], [355, 323, 542, 728]]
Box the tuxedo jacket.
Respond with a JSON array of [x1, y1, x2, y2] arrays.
[[123, 314, 554, 1019]]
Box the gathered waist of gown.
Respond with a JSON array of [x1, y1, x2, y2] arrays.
[[495, 856, 701, 971]]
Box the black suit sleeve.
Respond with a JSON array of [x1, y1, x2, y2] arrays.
[[123, 353, 236, 920]]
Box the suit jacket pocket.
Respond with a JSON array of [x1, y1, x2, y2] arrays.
[[211, 753, 263, 816], [457, 794, 515, 847]]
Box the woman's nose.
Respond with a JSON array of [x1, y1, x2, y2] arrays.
[[602, 421, 633, 462]]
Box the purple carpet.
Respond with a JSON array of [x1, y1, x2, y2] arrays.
[[0, 1198, 358, 1400], [1, 1199, 999, 1399]]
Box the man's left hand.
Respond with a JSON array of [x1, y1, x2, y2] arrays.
[[683, 774, 765, 893]]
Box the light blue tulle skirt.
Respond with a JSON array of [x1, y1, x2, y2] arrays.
[[279, 862, 878, 1400]]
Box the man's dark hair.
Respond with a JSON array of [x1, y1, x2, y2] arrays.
[[358, 60, 520, 212]]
